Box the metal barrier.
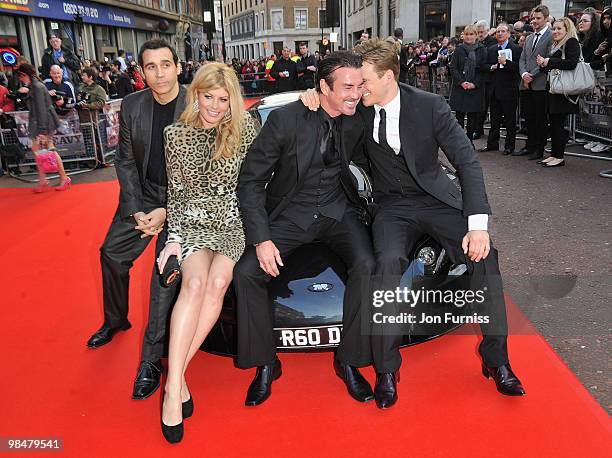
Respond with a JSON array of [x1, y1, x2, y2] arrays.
[[238, 71, 272, 98], [0, 106, 118, 183]]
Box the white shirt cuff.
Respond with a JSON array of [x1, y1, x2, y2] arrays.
[[521, 72, 529, 78], [468, 214, 488, 232]]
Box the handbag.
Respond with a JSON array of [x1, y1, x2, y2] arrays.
[[34, 149, 59, 174], [160, 255, 181, 287], [548, 44, 596, 103]]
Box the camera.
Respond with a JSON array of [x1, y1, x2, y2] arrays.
[[76, 91, 90, 105], [49, 90, 66, 101]]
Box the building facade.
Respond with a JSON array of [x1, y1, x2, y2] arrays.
[[342, 0, 609, 45], [223, 0, 334, 60], [0, 0, 210, 68]]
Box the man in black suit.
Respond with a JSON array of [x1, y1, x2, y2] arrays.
[[235, 51, 375, 406], [86, 40, 186, 400], [270, 47, 298, 93], [480, 23, 522, 154], [352, 39, 525, 408]]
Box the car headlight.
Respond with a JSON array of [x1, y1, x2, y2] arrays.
[[417, 247, 437, 266]]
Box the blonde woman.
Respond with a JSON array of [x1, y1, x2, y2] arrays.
[[156, 63, 259, 443], [537, 17, 580, 167]]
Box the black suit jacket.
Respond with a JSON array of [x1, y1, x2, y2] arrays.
[[237, 101, 365, 245], [486, 41, 522, 100], [357, 84, 491, 217], [115, 85, 187, 219]]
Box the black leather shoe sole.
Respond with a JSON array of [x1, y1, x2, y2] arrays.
[[86, 322, 131, 349]]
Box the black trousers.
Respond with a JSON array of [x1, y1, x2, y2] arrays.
[[549, 113, 569, 159], [521, 90, 548, 155], [371, 196, 509, 373], [475, 83, 491, 135], [487, 95, 518, 151], [455, 111, 480, 140], [100, 184, 178, 362], [234, 207, 375, 369]]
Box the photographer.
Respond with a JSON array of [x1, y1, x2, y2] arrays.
[[77, 67, 107, 112], [43, 65, 76, 115], [40, 34, 81, 88], [107, 60, 133, 99]]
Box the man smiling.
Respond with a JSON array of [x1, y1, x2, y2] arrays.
[[235, 51, 376, 406], [86, 40, 186, 401]]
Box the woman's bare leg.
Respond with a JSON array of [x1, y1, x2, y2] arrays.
[[180, 253, 235, 400], [162, 249, 213, 426]]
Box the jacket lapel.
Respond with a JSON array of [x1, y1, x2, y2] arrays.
[[141, 90, 154, 178], [295, 108, 319, 181], [399, 86, 418, 174]]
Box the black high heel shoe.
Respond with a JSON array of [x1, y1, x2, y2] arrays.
[[161, 396, 184, 444], [182, 394, 194, 419]]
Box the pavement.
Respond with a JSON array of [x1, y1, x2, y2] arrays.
[[1, 133, 610, 414]]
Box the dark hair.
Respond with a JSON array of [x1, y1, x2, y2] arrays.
[[17, 63, 38, 80], [299, 42, 308, 48], [394, 28, 404, 39], [316, 50, 362, 90], [531, 4, 550, 18], [111, 60, 121, 68], [118, 49, 125, 56], [138, 39, 179, 68], [82, 67, 98, 79]]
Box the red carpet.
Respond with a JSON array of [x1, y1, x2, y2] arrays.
[[1, 182, 610, 457]]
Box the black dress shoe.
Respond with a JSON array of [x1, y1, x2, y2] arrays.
[[374, 371, 400, 409], [478, 146, 498, 152], [161, 419, 183, 444], [527, 152, 543, 160], [512, 148, 531, 156], [333, 359, 374, 402], [482, 363, 525, 396], [245, 358, 282, 406], [161, 395, 184, 444], [132, 360, 163, 400], [86, 322, 131, 348], [182, 394, 194, 419], [503, 148, 514, 155]]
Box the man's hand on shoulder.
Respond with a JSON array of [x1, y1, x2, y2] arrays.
[[299, 89, 320, 111], [462, 230, 490, 263]]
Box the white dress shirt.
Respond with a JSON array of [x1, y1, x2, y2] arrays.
[[372, 86, 488, 231]]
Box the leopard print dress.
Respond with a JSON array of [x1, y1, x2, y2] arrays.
[[163, 112, 259, 262]]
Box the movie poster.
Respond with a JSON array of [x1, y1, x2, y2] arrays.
[[10, 109, 85, 159], [103, 100, 122, 148], [579, 73, 612, 130]]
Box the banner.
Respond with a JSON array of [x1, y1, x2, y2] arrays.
[[579, 73, 612, 130], [0, 0, 135, 29], [10, 109, 86, 158], [103, 99, 121, 148]]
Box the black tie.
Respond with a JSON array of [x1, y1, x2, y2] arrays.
[[532, 32, 541, 52], [320, 118, 337, 166], [499, 45, 503, 51], [378, 108, 391, 150]]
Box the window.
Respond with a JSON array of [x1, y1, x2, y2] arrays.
[[294, 9, 307, 30], [271, 9, 283, 31]]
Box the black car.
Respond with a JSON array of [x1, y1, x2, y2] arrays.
[[202, 92, 469, 356]]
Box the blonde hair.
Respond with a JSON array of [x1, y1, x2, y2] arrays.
[[179, 62, 245, 160], [552, 17, 579, 48], [384, 36, 401, 54], [464, 25, 478, 35], [353, 38, 400, 80]]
